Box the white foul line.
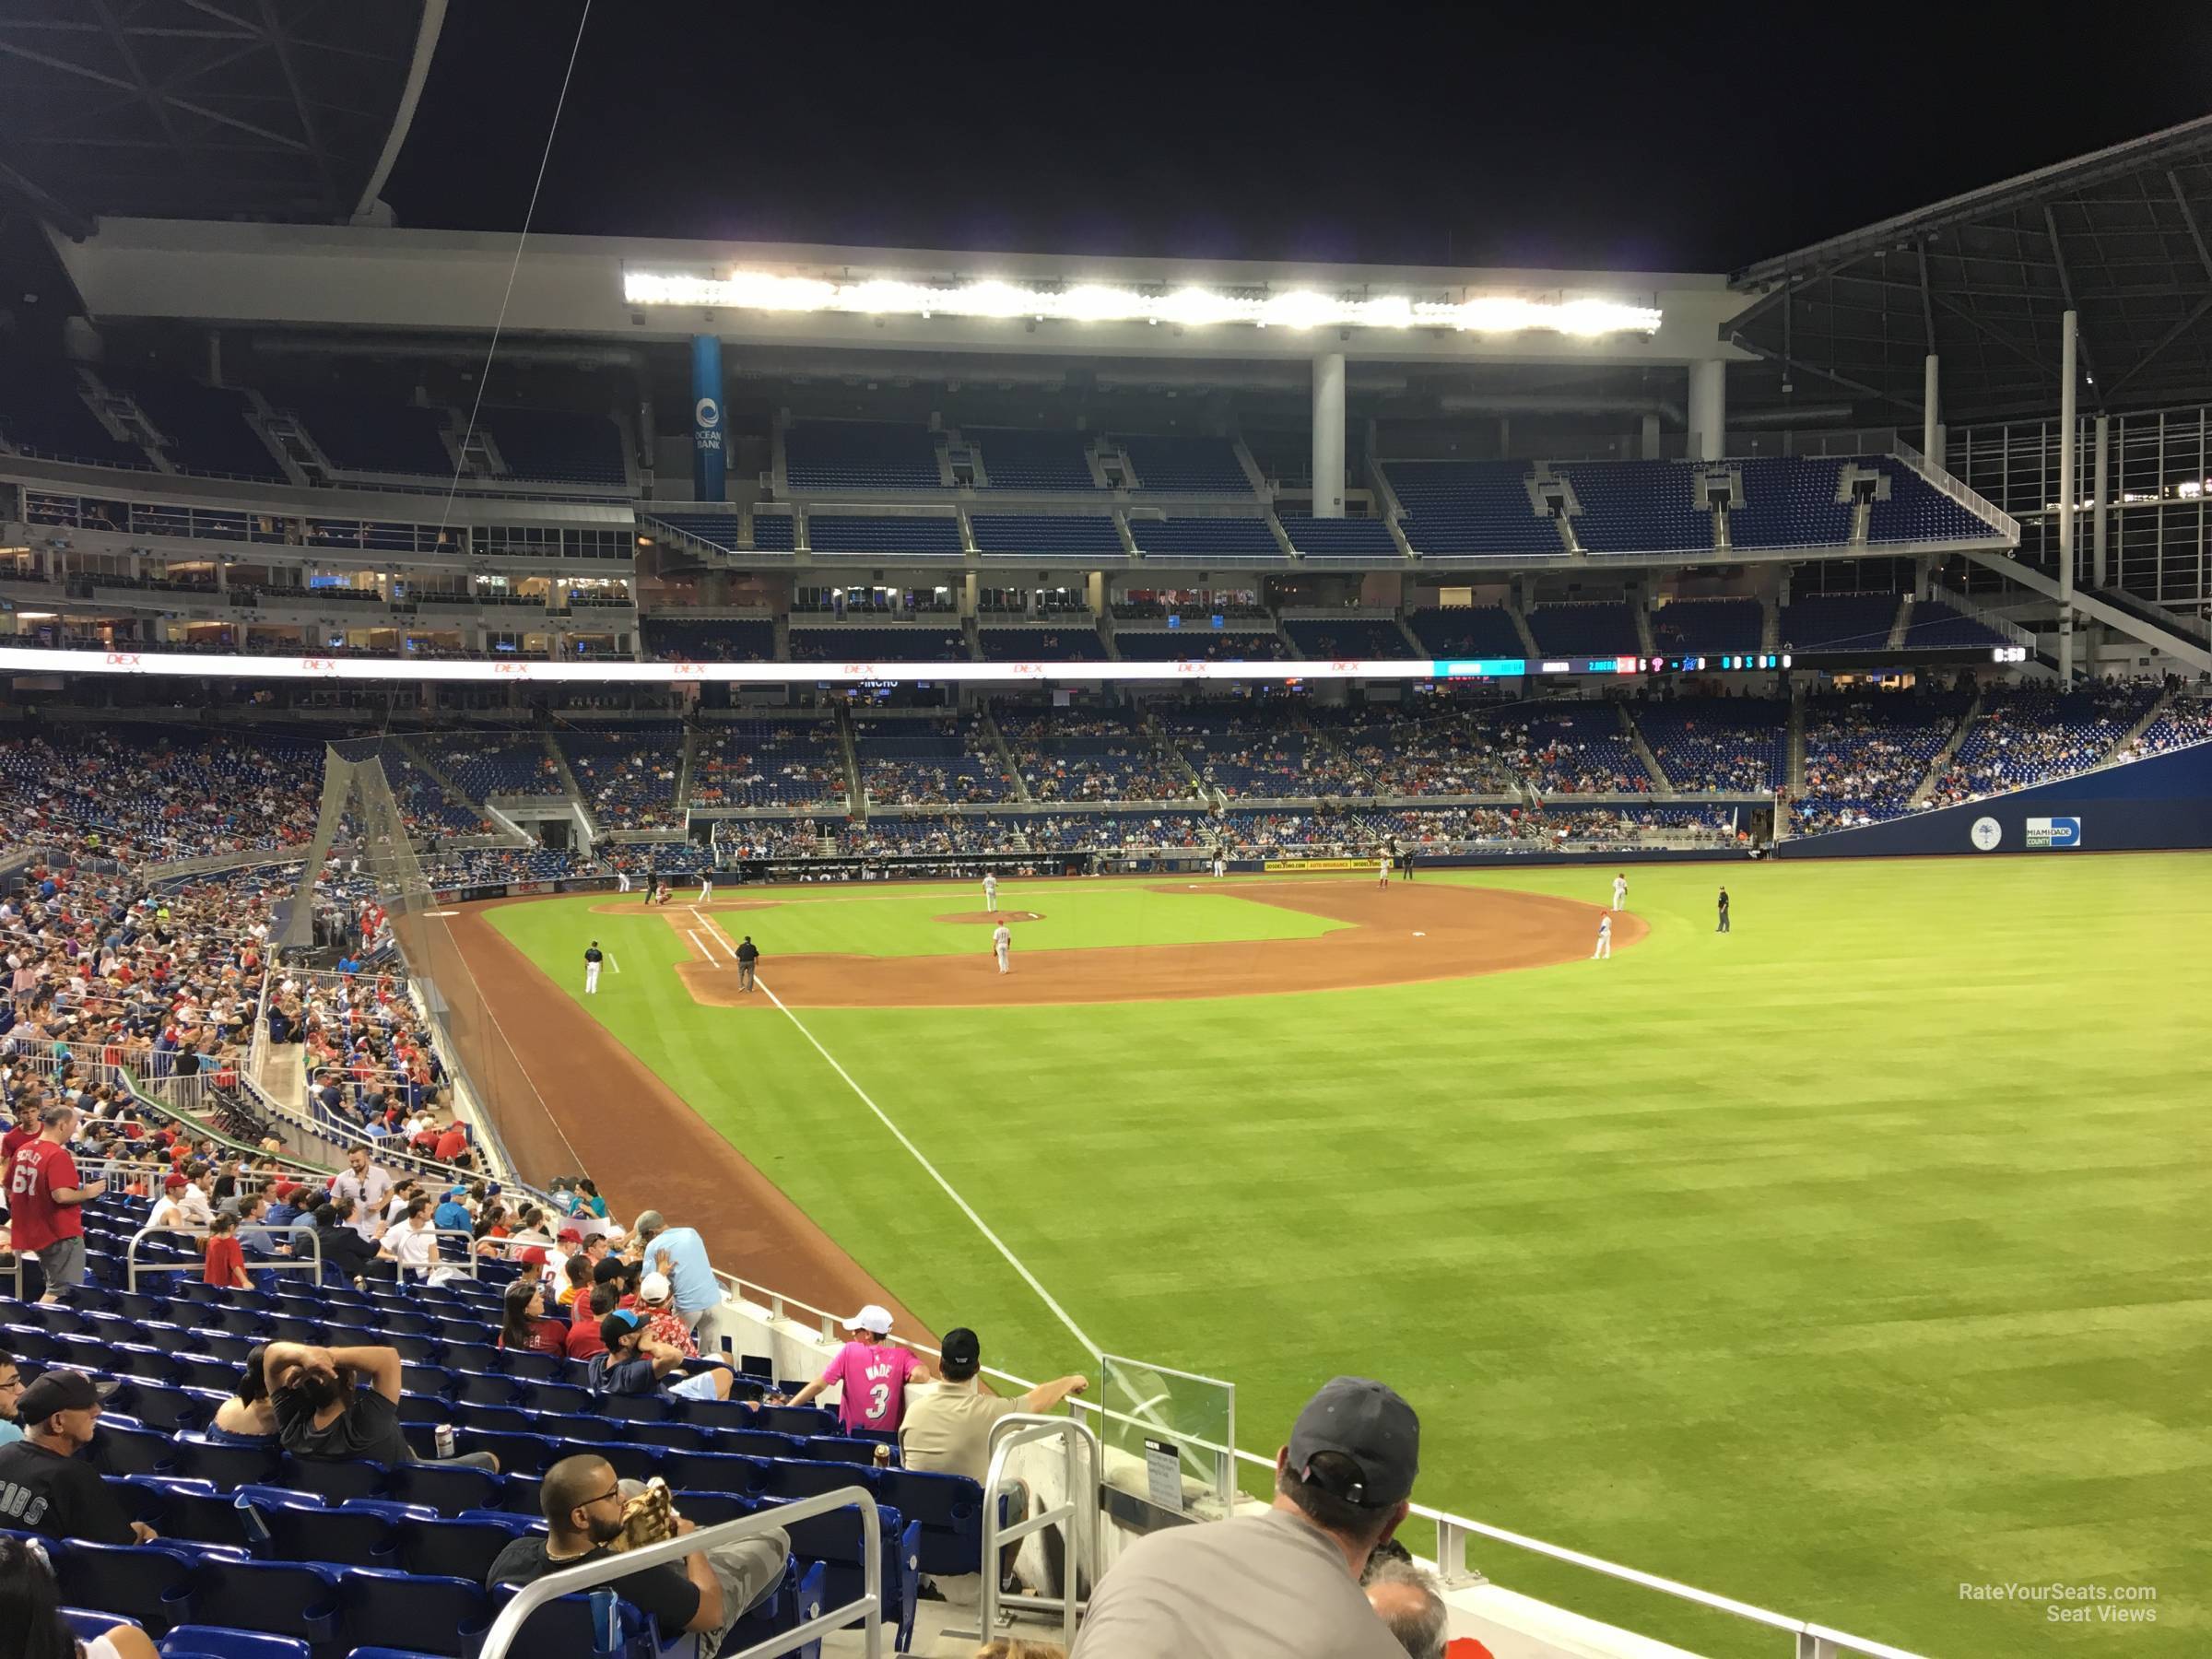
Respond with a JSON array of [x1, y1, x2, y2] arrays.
[[607, 953, 620, 973], [690, 907, 1100, 1359], [684, 928, 717, 963]]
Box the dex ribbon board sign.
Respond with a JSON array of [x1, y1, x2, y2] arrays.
[[2026, 816, 2083, 850]]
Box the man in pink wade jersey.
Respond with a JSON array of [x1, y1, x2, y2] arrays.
[[785, 1304, 931, 1433]]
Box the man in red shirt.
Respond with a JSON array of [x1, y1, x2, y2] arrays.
[[433, 1123, 470, 1165], [9, 1103, 106, 1305], [1, 1100, 41, 1185]]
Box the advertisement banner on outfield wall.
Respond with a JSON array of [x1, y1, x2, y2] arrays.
[[2025, 816, 2083, 849], [1263, 858, 1382, 872]]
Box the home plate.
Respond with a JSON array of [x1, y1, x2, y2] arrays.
[[1413, 931, 1427, 937]]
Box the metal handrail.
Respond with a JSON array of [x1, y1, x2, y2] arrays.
[[1222, 1441, 1932, 1659], [126, 1222, 323, 1291], [1891, 438, 2023, 539], [952, 1412, 1100, 1649], [473, 1486, 884, 1659]]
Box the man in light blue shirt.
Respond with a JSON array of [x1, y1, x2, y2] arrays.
[[631, 1210, 727, 1357]]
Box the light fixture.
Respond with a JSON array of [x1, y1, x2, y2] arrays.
[[623, 269, 1661, 336]]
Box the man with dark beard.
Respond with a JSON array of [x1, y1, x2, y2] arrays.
[[261, 1342, 499, 1471], [487, 1453, 789, 1658]]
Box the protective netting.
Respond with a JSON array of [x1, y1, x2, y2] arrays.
[[283, 741, 582, 1188]]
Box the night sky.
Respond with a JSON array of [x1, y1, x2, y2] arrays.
[[382, 2, 2212, 273]]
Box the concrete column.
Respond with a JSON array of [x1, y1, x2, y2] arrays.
[[1639, 413, 1661, 460], [2091, 413, 2110, 588], [1311, 351, 1347, 517], [1688, 360, 1726, 462], [2058, 310, 2077, 682], [1923, 355, 1939, 465]]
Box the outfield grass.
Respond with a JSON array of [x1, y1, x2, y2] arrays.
[[488, 855, 2212, 1658]]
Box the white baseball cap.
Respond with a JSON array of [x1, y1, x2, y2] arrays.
[[844, 1304, 893, 1335], [638, 1272, 673, 1305]]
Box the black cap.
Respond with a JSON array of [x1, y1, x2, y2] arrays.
[[939, 1328, 981, 1371], [1287, 1377, 1419, 1508], [17, 1369, 121, 1424], [599, 1309, 644, 1349], [593, 1255, 634, 1286]]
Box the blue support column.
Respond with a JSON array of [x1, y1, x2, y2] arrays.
[[690, 334, 725, 501]]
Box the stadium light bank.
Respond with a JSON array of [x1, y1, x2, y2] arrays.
[[621, 270, 1663, 336]]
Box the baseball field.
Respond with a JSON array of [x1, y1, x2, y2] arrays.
[[452, 853, 2209, 1658]]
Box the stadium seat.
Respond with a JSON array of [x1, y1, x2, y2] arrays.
[[159, 1630, 312, 1659], [335, 1568, 493, 1658], [381, 1462, 504, 1517], [182, 1559, 343, 1647], [392, 1516, 534, 1583], [53, 1539, 199, 1635]]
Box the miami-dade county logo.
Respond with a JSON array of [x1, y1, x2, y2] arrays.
[[1970, 817, 2003, 852], [2026, 816, 2082, 850]]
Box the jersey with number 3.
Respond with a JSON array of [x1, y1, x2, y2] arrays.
[[818, 1339, 921, 1432]]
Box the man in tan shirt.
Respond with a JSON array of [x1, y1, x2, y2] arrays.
[[900, 1326, 1088, 1587]]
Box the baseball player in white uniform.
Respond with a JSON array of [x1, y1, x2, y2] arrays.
[[617, 870, 632, 893], [1376, 850, 1392, 888], [1211, 851, 1227, 879], [982, 872, 999, 912], [698, 874, 713, 904], [583, 941, 604, 994], [1593, 912, 1613, 960], [992, 921, 1012, 973], [1612, 873, 1628, 912]]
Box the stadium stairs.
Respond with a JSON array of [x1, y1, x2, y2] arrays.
[[1619, 707, 1673, 791], [1784, 698, 1808, 794], [2105, 685, 2177, 761], [1909, 688, 1984, 806], [1508, 604, 1541, 657], [975, 706, 1032, 803], [832, 708, 866, 819], [390, 737, 498, 835]]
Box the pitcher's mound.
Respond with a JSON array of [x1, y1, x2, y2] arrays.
[[935, 911, 1043, 925]]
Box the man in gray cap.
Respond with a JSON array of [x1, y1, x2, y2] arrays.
[[1071, 1376, 1418, 1659]]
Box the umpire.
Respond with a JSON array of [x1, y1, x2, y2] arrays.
[[735, 935, 759, 992]]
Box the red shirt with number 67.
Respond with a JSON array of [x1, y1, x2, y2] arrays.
[[8, 1139, 87, 1253]]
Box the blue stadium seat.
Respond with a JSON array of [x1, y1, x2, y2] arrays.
[[876, 1467, 985, 1577], [277, 1456, 390, 1506], [393, 1516, 534, 1584], [159, 1630, 311, 1659], [335, 1568, 492, 1658], [53, 1540, 198, 1635], [182, 1559, 343, 1648], [653, 1449, 766, 1497], [381, 1462, 504, 1518]]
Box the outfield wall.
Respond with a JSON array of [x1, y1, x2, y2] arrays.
[[1775, 741, 2212, 860]]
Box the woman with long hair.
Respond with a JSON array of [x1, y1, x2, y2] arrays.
[[497, 1277, 567, 1358], [0, 1535, 159, 1659]]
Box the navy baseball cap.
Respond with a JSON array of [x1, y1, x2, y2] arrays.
[[599, 1309, 645, 1348], [1287, 1377, 1420, 1508]]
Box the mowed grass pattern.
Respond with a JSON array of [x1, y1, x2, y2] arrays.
[[488, 855, 2212, 1658]]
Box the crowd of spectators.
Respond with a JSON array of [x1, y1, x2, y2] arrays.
[[0, 725, 321, 864], [1630, 698, 1784, 793], [1926, 683, 2160, 803], [854, 716, 1015, 806], [995, 710, 1194, 803], [688, 720, 846, 809]]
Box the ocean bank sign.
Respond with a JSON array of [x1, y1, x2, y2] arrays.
[[2027, 817, 2083, 850]]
